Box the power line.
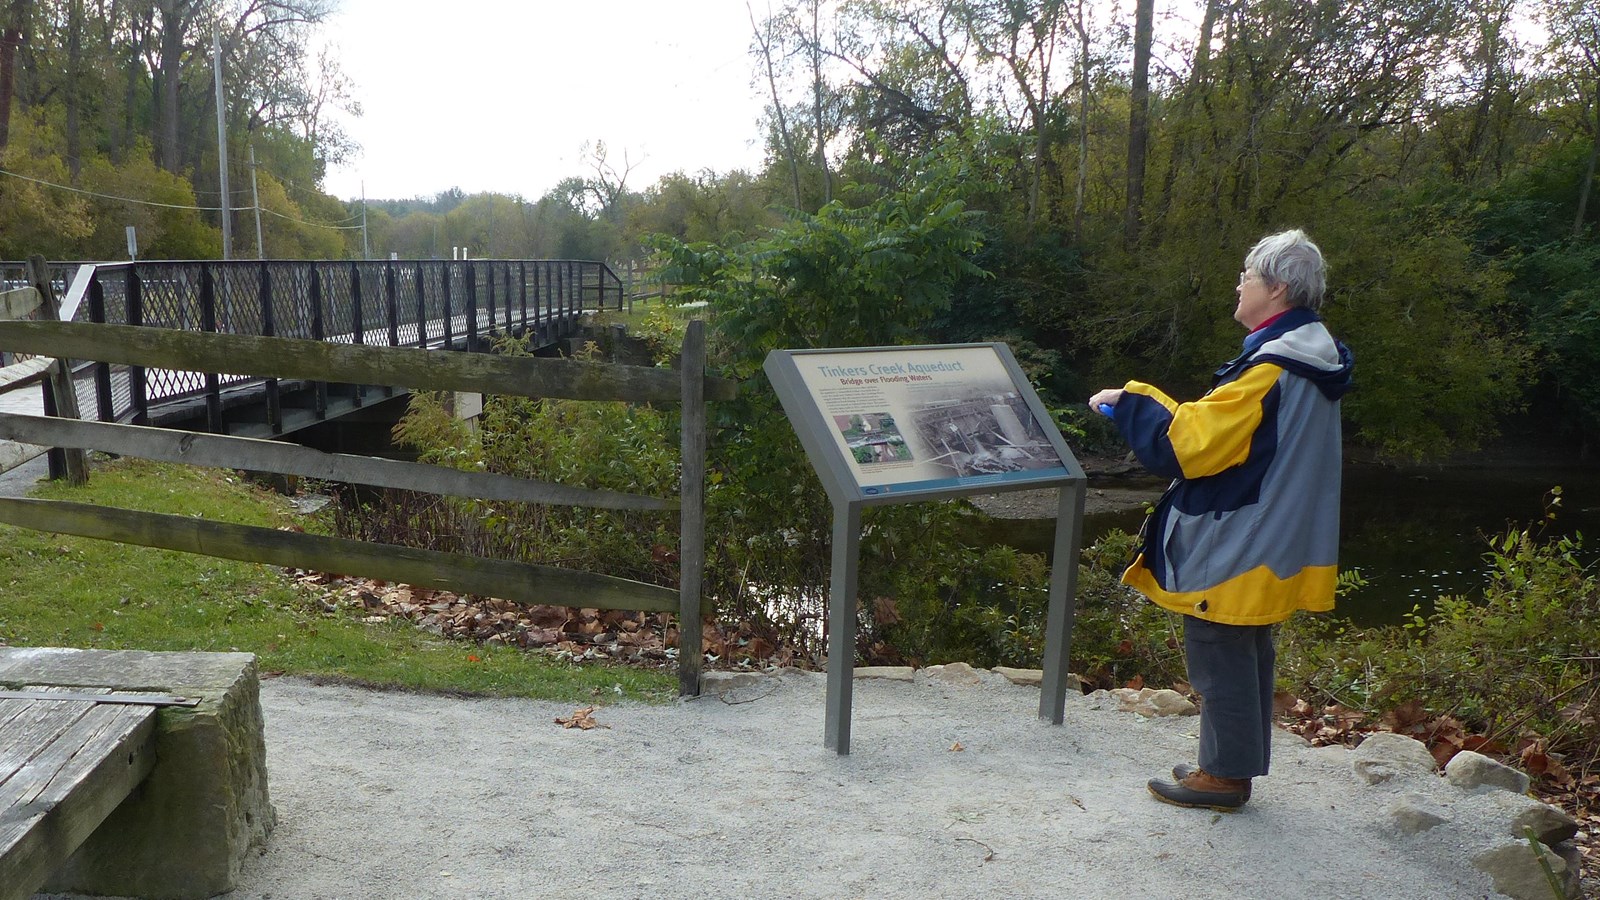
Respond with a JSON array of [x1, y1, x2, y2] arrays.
[[0, 166, 362, 231], [258, 206, 365, 231], [0, 166, 228, 211]]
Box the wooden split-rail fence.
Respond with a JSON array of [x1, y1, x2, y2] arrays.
[[0, 256, 736, 696]]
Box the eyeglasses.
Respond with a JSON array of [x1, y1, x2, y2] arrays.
[[1238, 269, 1261, 286]]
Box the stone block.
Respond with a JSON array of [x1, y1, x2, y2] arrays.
[[1473, 840, 1581, 900], [1510, 802, 1580, 846], [1146, 689, 1198, 717], [1445, 749, 1531, 794], [700, 670, 763, 694], [923, 662, 983, 685], [991, 666, 1042, 686], [1104, 687, 1196, 717], [853, 666, 914, 681], [1350, 732, 1437, 784], [1388, 795, 1450, 834], [0, 647, 274, 899]]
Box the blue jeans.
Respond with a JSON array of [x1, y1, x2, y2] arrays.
[[1182, 615, 1276, 779]]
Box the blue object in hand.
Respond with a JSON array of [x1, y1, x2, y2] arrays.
[[1096, 403, 1115, 417]]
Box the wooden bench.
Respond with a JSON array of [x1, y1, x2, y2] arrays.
[[0, 648, 274, 899], [0, 687, 184, 900]]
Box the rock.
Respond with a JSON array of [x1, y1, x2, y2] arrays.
[[1445, 750, 1531, 794], [1350, 732, 1437, 784], [1146, 689, 1197, 717], [1387, 795, 1449, 834], [700, 671, 762, 694], [1472, 840, 1581, 900], [1105, 687, 1197, 718], [853, 666, 914, 682], [924, 662, 984, 685], [1504, 797, 1580, 846], [0, 648, 275, 900], [1107, 687, 1146, 712], [992, 666, 1042, 687]]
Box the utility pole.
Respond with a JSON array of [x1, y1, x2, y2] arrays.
[[361, 181, 370, 259], [249, 140, 263, 258], [212, 27, 232, 260]]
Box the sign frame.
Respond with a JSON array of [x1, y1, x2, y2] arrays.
[[764, 343, 1088, 754], [764, 342, 1085, 505]]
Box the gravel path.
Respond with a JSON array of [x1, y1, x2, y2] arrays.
[[166, 672, 1534, 899], [7, 457, 1563, 899], [0, 453, 49, 499]]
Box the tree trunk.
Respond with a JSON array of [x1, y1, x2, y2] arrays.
[[0, 0, 28, 153], [1124, 0, 1154, 247], [65, 0, 81, 178], [1146, 0, 1220, 247], [811, 0, 830, 207], [749, 1, 802, 209], [156, 0, 187, 172], [1577, 92, 1600, 239], [1072, 3, 1090, 240]]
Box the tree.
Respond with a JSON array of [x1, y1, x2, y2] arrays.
[[1124, 0, 1153, 246], [0, 0, 29, 152], [750, 0, 803, 208], [1541, 0, 1600, 236]]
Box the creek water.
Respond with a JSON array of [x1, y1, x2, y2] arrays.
[[985, 463, 1600, 627]]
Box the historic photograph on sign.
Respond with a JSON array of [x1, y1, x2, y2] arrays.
[[786, 344, 1071, 496], [911, 389, 1061, 478], [833, 412, 913, 465]]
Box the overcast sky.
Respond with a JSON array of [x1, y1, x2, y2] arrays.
[[316, 0, 771, 202]]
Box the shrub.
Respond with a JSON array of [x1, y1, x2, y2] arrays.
[[1279, 514, 1599, 760]]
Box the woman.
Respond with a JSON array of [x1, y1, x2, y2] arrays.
[[1088, 229, 1353, 811]]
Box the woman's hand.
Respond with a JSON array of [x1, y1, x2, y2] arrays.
[[1088, 388, 1124, 412]]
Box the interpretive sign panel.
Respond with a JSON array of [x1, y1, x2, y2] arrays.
[[765, 343, 1080, 505]]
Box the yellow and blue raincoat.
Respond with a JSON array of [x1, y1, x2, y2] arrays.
[[1109, 307, 1354, 625]]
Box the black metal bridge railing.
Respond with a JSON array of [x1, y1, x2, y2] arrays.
[[2, 258, 624, 437]]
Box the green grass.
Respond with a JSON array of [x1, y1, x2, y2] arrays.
[[0, 457, 675, 702]]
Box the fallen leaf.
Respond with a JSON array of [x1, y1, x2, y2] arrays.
[[949, 742, 964, 752], [1381, 699, 1430, 731], [872, 595, 902, 625], [555, 706, 607, 730]]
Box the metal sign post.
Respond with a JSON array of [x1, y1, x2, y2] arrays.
[[765, 343, 1087, 755]]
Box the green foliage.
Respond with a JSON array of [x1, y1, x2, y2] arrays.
[[637, 152, 998, 663], [79, 139, 221, 260], [376, 346, 682, 587], [1061, 529, 1188, 688], [651, 146, 988, 377], [1320, 205, 1532, 459], [1279, 515, 1599, 756]]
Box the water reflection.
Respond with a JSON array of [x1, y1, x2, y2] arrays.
[[1336, 465, 1599, 624]]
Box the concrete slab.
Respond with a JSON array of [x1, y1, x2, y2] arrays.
[[0, 647, 274, 899]]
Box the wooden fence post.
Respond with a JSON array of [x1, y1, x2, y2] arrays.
[[27, 256, 88, 485], [678, 319, 707, 696]]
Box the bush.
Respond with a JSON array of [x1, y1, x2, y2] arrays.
[[1279, 513, 1599, 760], [342, 340, 683, 587]]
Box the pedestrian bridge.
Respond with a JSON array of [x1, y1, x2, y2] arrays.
[[0, 258, 624, 457]]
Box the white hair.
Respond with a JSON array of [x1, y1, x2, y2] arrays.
[[1245, 229, 1327, 312]]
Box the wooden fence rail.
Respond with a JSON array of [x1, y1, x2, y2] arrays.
[[0, 260, 730, 694]]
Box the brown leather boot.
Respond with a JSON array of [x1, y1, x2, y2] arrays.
[[1148, 767, 1251, 811], [1172, 764, 1252, 801]]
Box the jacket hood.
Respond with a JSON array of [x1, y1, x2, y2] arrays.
[[1218, 306, 1354, 400]]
